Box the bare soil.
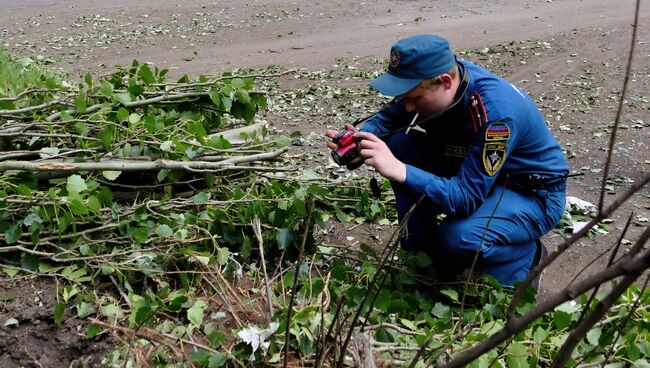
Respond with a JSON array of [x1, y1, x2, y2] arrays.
[[1, 0, 649, 366]]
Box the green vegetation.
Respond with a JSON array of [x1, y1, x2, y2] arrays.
[[0, 50, 649, 367], [0, 48, 63, 97]]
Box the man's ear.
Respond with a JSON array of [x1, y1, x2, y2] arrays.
[[440, 74, 454, 90]]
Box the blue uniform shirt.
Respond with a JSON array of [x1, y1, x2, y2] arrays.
[[361, 60, 569, 218]]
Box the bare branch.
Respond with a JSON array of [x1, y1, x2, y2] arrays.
[[508, 173, 650, 318], [283, 196, 316, 368], [252, 216, 274, 320], [440, 226, 650, 368], [598, 0, 641, 213]]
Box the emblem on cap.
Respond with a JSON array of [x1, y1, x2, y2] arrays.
[[389, 48, 400, 68]]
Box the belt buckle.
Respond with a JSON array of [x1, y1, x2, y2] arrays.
[[529, 174, 544, 192]]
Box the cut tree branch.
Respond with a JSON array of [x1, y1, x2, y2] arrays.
[[0, 146, 288, 172]]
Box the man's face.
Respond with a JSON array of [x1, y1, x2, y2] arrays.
[[401, 81, 452, 116]]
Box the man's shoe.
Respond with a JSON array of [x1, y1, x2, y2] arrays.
[[530, 239, 548, 290]]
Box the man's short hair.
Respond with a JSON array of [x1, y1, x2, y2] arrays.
[[421, 64, 459, 88]]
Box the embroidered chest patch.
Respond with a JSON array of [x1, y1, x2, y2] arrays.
[[444, 145, 468, 158], [482, 142, 507, 176], [485, 122, 510, 141]]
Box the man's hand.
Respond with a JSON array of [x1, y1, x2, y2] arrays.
[[325, 123, 363, 169], [325, 123, 357, 149], [355, 131, 407, 183]]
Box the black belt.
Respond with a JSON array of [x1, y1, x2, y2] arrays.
[[499, 173, 569, 193]]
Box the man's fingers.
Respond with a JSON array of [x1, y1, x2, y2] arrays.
[[354, 131, 379, 142], [344, 123, 358, 132], [325, 129, 338, 138]]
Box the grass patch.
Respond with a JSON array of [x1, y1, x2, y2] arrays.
[[0, 48, 63, 97]]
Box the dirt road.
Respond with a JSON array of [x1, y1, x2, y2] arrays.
[[1, 0, 644, 76]]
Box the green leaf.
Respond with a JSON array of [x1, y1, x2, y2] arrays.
[[23, 213, 43, 226], [207, 331, 226, 349], [331, 260, 347, 281], [188, 121, 207, 140], [84, 72, 93, 87], [74, 95, 87, 114], [128, 113, 141, 125], [68, 198, 89, 216], [221, 96, 232, 110], [3, 267, 19, 277], [129, 294, 153, 327], [74, 122, 90, 136], [132, 227, 149, 243], [77, 302, 96, 318], [99, 80, 113, 96], [229, 78, 244, 89], [207, 135, 232, 150], [440, 289, 459, 302], [87, 196, 101, 214], [208, 353, 227, 368], [102, 171, 121, 181], [188, 300, 208, 327], [97, 126, 115, 150], [116, 107, 130, 122], [235, 89, 250, 104], [554, 310, 572, 330], [4, 225, 21, 244], [144, 115, 163, 133], [128, 79, 145, 96], [506, 342, 528, 368], [101, 264, 115, 276], [431, 302, 450, 319], [387, 299, 409, 313], [138, 64, 155, 84], [400, 318, 417, 331], [100, 303, 121, 319], [191, 350, 211, 364], [586, 327, 601, 346], [166, 291, 188, 312], [160, 140, 175, 152], [533, 326, 549, 345], [216, 247, 230, 266], [276, 228, 294, 250], [54, 302, 65, 326], [21, 253, 39, 271], [85, 324, 101, 339], [414, 252, 433, 267], [113, 92, 132, 106], [155, 224, 173, 237], [66, 174, 87, 194], [193, 191, 210, 204], [157, 169, 170, 182]]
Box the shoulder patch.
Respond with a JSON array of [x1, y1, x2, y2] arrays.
[[482, 142, 507, 176], [485, 122, 510, 141]]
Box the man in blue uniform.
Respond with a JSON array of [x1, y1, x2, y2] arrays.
[[326, 34, 569, 286]]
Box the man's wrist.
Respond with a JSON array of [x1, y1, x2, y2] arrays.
[[392, 163, 407, 184]]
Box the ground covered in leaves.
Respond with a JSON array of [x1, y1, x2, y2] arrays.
[[1, 0, 649, 367]]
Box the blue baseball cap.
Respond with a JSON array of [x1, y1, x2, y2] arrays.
[[369, 34, 456, 96]]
